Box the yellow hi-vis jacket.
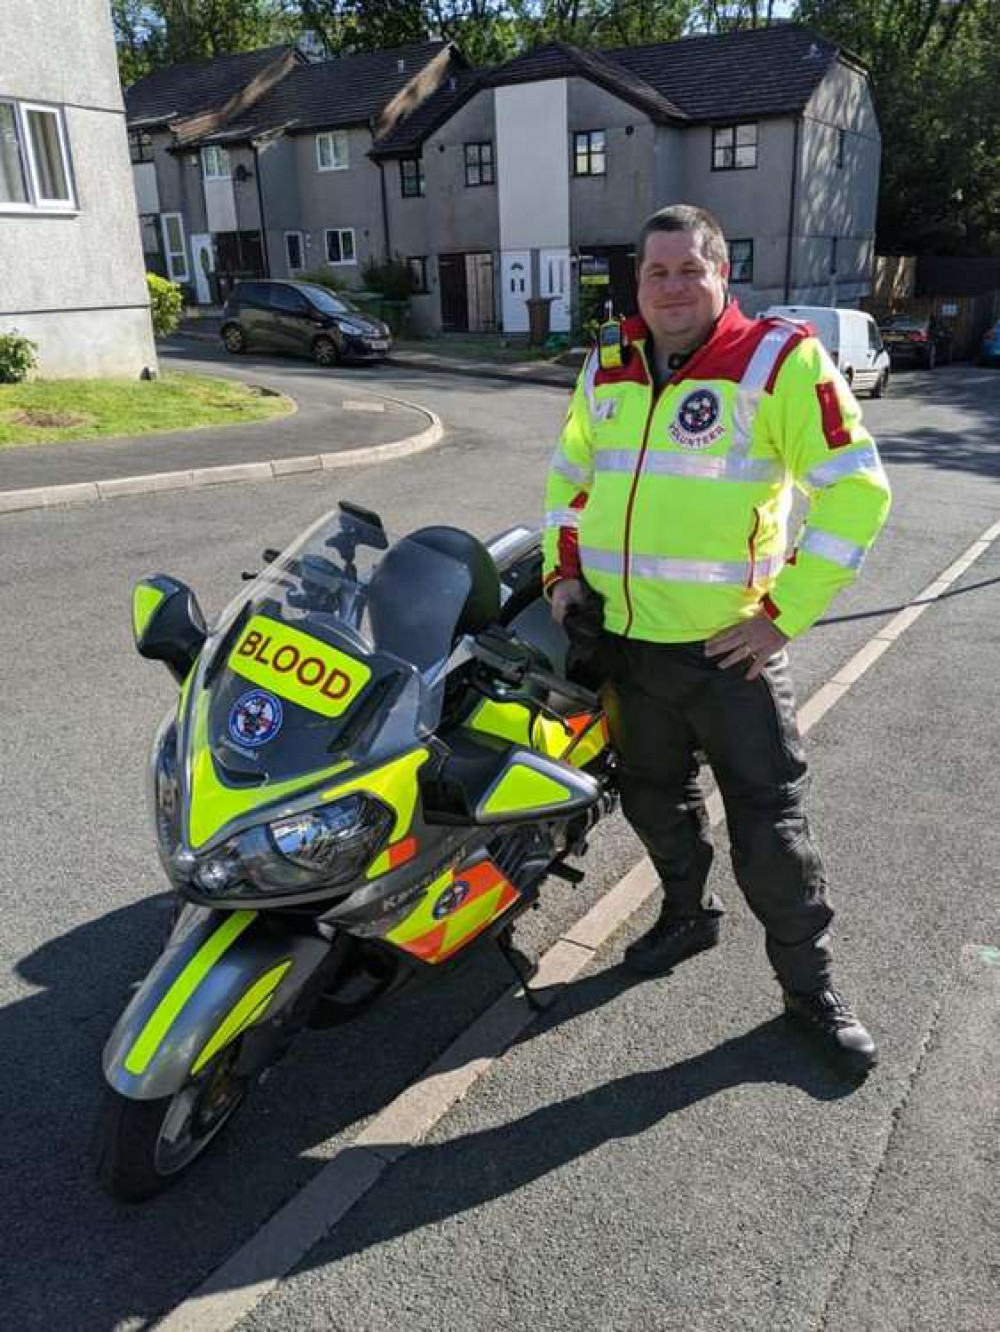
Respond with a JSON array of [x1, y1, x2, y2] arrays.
[[543, 304, 891, 642]]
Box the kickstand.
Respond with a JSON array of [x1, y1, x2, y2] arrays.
[[497, 930, 549, 1012]]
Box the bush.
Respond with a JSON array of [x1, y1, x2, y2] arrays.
[[298, 268, 352, 294], [147, 272, 183, 338], [0, 331, 38, 384], [361, 256, 417, 301]]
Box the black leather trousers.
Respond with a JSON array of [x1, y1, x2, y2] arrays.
[[600, 634, 834, 993]]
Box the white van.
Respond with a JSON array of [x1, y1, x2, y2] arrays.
[[762, 305, 891, 398]]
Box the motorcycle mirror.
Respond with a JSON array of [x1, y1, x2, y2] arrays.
[[337, 499, 389, 551], [131, 575, 208, 684]]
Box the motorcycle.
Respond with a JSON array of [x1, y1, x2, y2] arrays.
[[95, 500, 617, 1200]]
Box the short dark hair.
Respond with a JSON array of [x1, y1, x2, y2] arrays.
[[636, 204, 728, 270]]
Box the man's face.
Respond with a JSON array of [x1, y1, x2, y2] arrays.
[[637, 229, 728, 349]]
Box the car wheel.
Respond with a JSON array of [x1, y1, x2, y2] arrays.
[[871, 369, 888, 399], [221, 324, 246, 355], [926, 345, 937, 370], [312, 335, 339, 367]]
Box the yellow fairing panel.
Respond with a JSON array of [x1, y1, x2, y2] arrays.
[[132, 582, 165, 644], [482, 761, 574, 817], [386, 860, 520, 964]]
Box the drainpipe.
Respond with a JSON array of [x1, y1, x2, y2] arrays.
[[377, 159, 392, 260], [783, 115, 801, 303], [252, 143, 271, 276]]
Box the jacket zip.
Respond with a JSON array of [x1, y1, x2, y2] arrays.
[[746, 507, 761, 588]]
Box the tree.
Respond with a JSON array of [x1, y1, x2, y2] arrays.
[[796, 0, 1000, 253]]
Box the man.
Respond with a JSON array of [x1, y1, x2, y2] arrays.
[[544, 204, 890, 1076]]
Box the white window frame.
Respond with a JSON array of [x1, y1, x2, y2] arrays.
[[325, 227, 356, 266], [0, 98, 76, 212], [285, 229, 304, 272], [161, 211, 189, 282], [201, 145, 231, 180], [316, 130, 349, 172]]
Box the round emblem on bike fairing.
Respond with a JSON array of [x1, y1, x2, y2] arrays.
[[228, 689, 283, 747], [669, 387, 725, 450], [432, 879, 471, 919]]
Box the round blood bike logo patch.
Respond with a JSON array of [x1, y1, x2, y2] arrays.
[[669, 387, 725, 450], [228, 689, 284, 747], [433, 879, 471, 919]]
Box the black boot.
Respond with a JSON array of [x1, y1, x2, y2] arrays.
[[783, 988, 878, 1077], [623, 903, 721, 976]]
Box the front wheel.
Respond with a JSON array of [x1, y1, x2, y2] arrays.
[[312, 334, 339, 367], [95, 1042, 251, 1202], [871, 369, 889, 399], [221, 323, 246, 355]]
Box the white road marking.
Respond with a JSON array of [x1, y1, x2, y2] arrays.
[[341, 399, 386, 413], [154, 516, 1000, 1332]]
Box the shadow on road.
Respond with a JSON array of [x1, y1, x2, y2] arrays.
[[1, 890, 855, 1330]]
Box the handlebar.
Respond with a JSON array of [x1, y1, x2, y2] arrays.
[[471, 628, 601, 712]]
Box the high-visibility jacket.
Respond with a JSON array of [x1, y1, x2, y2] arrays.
[[543, 302, 891, 642]]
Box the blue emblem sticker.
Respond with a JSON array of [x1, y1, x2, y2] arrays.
[[228, 689, 283, 748], [669, 387, 725, 450], [432, 879, 471, 920]]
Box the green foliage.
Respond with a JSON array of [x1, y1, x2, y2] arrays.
[[797, 0, 1000, 254], [298, 267, 352, 292], [0, 332, 38, 384], [360, 255, 417, 300], [147, 273, 184, 338], [115, 1, 296, 84]]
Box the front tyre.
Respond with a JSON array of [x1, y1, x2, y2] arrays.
[[221, 323, 246, 355], [312, 334, 339, 367], [95, 1042, 251, 1201]]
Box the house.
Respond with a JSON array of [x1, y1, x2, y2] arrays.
[[124, 42, 463, 303], [1, 0, 156, 377], [371, 26, 881, 331], [124, 25, 880, 335]]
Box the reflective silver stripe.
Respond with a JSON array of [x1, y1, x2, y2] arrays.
[[806, 444, 885, 490], [730, 325, 801, 458], [549, 446, 591, 487], [595, 448, 783, 484], [580, 546, 784, 585], [545, 508, 580, 529], [798, 528, 866, 570], [583, 348, 599, 416]]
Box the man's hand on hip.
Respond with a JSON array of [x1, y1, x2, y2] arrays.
[[704, 613, 789, 680], [550, 578, 586, 626]]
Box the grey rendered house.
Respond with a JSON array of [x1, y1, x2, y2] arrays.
[[372, 25, 881, 332], [123, 25, 879, 336], [124, 42, 462, 305], [1, 0, 156, 377]]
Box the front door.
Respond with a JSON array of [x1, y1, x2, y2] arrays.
[[539, 248, 571, 332], [439, 253, 469, 332], [190, 233, 214, 304], [502, 250, 531, 334]]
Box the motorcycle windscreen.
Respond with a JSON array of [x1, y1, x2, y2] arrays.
[[189, 509, 473, 786]]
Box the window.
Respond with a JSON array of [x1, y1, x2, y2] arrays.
[[400, 157, 425, 198], [268, 284, 308, 314], [316, 130, 348, 171], [202, 145, 230, 179], [408, 256, 428, 292], [727, 238, 753, 284], [129, 129, 154, 164], [325, 227, 356, 265], [712, 122, 757, 171], [285, 230, 304, 272], [0, 100, 75, 209], [161, 212, 188, 281], [464, 141, 494, 187], [573, 130, 606, 176], [836, 128, 845, 169]]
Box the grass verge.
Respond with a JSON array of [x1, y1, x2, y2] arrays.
[[0, 372, 293, 448]]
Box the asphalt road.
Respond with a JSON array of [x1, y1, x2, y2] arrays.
[[1, 353, 998, 1331]]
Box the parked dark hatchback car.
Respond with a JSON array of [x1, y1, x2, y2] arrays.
[[220, 280, 392, 365], [878, 313, 953, 369], [979, 321, 1000, 366]]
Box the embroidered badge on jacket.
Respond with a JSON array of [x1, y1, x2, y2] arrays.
[[669, 388, 725, 450]]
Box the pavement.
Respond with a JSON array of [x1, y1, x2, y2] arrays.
[[179, 315, 581, 389]]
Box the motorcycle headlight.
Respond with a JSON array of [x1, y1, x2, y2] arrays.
[[176, 793, 395, 903], [271, 794, 394, 882]]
